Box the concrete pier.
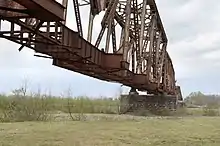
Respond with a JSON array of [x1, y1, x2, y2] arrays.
[[119, 93, 178, 114]]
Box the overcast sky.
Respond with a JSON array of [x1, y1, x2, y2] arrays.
[[1, 0, 220, 98]]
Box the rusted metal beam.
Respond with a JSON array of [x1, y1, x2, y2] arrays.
[[72, 0, 83, 37]]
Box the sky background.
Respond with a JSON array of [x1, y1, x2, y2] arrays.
[[1, 0, 220, 98]]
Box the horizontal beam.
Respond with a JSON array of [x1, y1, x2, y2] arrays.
[[12, 0, 65, 21]]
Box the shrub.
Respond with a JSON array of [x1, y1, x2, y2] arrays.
[[202, 107, 219, 116], [0, 96, 50, 122]]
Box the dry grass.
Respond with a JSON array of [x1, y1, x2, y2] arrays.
[[0, 116, 220, 146]]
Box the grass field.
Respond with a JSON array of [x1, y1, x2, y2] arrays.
[[0, 115, 220, 146], [1, 94, 220, 145]]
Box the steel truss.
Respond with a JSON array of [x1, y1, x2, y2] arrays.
[[0, 0, 182, 99]]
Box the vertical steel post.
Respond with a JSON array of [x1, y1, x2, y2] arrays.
[[73, 0, 83, 37], [62, 0, 68, 24], [123, 0, 131, 62], [139, 0, 147, 73], [105, 21, 112, 53], [158, 43, 167, 87], [147, 14, 156, 77], [154, 33, 162, 80], [87, 9, 94, 43]]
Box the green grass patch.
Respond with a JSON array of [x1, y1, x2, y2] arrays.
[[0, 116, 220, 146]]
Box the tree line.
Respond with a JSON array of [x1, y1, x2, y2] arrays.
[[184, 91, 220, 108]]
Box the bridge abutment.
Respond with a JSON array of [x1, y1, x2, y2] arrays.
[[119, 90, 178, 115]]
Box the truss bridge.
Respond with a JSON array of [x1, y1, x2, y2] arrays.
[[0, 0, 183, 112]]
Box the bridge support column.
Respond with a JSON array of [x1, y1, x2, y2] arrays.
[[119, 90, 178, 115]]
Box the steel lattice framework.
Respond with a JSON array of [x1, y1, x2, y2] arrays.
[[0, 0, 182, 100]]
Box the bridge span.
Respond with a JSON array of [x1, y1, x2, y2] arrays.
[[0, 0, 183, 112]]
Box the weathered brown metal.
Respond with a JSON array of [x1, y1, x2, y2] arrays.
[[19, 0, 64, 20], [0, 0, 65, 20], [90, 0, 106, 15], [0, 0, 182, 99], [0, 1, 27, 18]]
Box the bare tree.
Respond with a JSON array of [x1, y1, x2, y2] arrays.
[[66, 86, 75, 121], [11, 77, 30, 97], [36, 84, 41, 97], [20, 77, 30, 97]]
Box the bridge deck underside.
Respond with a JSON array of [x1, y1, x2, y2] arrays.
[[37, 28, 161, 94], [0, 0, 177, 96]]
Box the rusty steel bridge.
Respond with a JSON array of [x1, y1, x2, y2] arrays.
[[0, 0, 183, 110]]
